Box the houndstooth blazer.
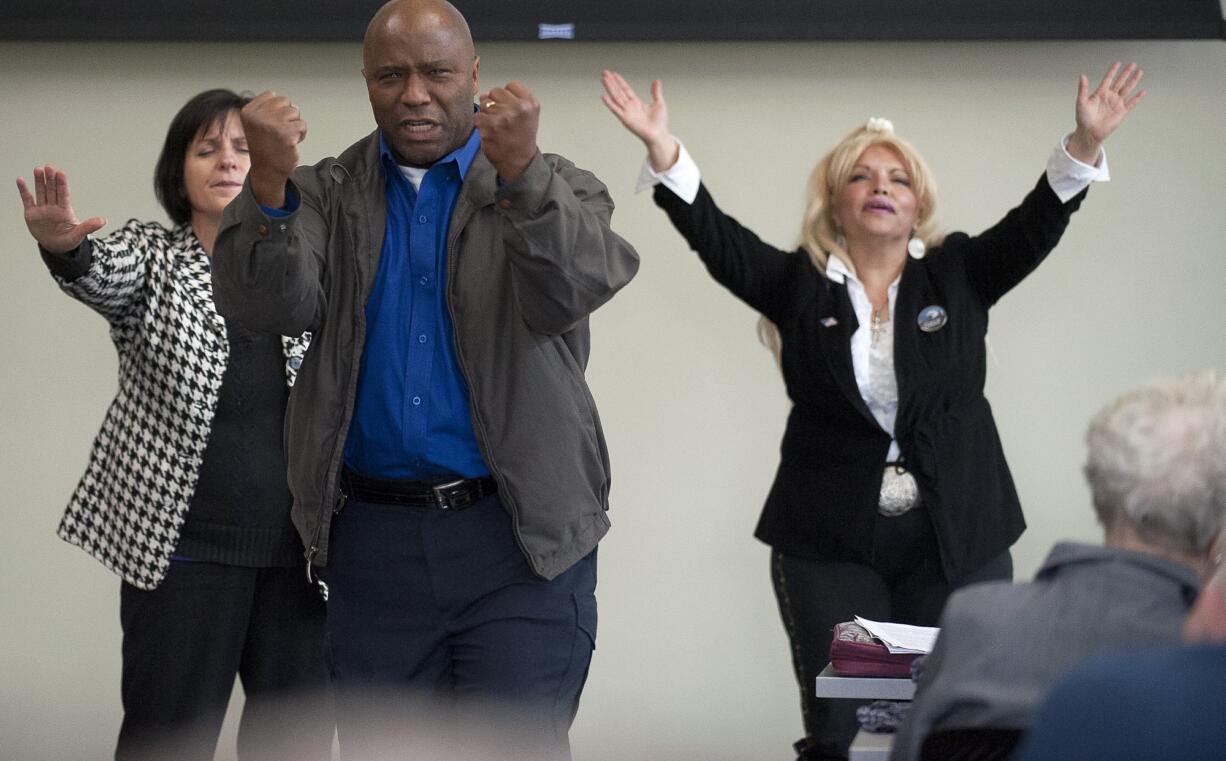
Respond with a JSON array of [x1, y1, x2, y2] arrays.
[[45, 220, 310, 590]]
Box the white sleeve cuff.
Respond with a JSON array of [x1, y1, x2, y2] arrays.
[[634, 138, 700, 204], [1046, 134, 1110, 203]]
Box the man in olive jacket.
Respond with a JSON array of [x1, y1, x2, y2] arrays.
[[210, 1, 638, 757]]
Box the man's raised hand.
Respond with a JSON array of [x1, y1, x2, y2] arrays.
[[241, 91, 308, 208], [474, 81, 540, 183]]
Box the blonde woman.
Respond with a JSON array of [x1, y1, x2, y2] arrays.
[[601, 63, 1143, 761]]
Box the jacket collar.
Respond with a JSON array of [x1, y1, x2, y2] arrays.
[[377, 127, 482, 183], [452, 150, 498, 225], [817, 253, 928, 433], [816, 281, 878, 430], [1039, 541, 1203, 604], [339, 127, 487, 182], [328, 130, 498, 288], [891, 254, 929, 412]]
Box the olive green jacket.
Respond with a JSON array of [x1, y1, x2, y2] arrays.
[[212, 130, 638, 579]]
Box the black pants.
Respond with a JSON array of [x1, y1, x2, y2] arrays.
[[116, 562, 331, 761], [321, 492, 597, 761], [770, 508, 1013, 761]]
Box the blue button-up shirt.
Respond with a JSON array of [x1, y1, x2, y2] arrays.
[[341, 129, 488, 480]]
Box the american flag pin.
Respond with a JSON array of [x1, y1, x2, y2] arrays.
[[820, 317, 839, 327]]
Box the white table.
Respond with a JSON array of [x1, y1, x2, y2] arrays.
[[814, 664, 915, 761], [815, 664, 916, 700]]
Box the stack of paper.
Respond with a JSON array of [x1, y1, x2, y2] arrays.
[[854, 616, 940, 654]]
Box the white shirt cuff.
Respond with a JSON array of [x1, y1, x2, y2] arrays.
[[635, 138, 700, 204], [1046, 134, 1110, 203]]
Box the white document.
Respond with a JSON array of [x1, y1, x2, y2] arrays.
[[854, 616, 940, 655]]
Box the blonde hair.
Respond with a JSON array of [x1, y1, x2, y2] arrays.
[[758, 121, 943, 362]]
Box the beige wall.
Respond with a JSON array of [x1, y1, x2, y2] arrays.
[[2, 37, 1223, 760]]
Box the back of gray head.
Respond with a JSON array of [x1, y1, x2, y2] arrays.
[[1084, 372, 1226, 557]]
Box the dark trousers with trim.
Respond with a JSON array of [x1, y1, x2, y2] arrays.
[[116, 562, 331, 761], [771, 507, 1012, 761], [321, 492, 597, 761]]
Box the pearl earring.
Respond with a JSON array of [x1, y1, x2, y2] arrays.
[[907, 235, 926, 259]]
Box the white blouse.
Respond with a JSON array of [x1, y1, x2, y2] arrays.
[[826, 257, 904, 461]]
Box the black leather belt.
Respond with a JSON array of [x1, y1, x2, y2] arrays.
[[341, 469, 497, 511]]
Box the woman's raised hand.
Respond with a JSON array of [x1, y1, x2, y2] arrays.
[[16, 165, 106, 255], [600, 69, 679, 173], [1068, 61, 1146, 164]]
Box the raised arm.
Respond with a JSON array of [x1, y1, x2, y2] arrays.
[[600, 70, 803, 323], [1066, 61, 1145, 165], [477, 80, 640, 334], [242, 90, 307, 209], [18, 165, 159, 323], [16, 165, 106, 254], [210, 91, 326, 336], [962, 62, 1145, 305], [600, 69, 679, 174]]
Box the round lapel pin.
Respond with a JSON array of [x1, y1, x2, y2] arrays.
[[917, 305, 948, 332]]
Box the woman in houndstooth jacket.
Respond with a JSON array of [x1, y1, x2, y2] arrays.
[[17, 89, 331, 761]]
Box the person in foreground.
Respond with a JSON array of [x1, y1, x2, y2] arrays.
[[890, 372, 1226, 761], [210, 1, 639, 758], [602, 63, 1142, 761], [1017, 523, 1226, 761], [16, 90, 329, 761]]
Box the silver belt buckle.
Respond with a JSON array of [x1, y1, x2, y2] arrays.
[[431, 479, 470, 510], [877, 464, 920, 517]]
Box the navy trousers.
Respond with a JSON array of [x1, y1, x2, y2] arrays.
[[321, 491, 597, 761], [771, 507, 1013, 761]]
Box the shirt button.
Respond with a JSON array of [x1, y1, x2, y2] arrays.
[[498, 199, 511, 210], [412, 396, 422, 406], [417, 334, 428, 344], [256, 224, 269, 236], [418, 215, 428, 223], [419, 276, 429, 286], [288, 356, 302, 370]]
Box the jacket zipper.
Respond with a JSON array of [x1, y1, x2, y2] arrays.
[[443, 211, 532, 568], [305, 178, 368, 584]]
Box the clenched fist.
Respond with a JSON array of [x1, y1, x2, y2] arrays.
[[473, 81, 540, 183], [241, 91, 308, 208]]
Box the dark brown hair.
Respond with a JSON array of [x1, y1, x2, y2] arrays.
[[153, 89, 251, 225]]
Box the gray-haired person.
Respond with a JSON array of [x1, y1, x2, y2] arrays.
[[891, 372, 1226, 761]]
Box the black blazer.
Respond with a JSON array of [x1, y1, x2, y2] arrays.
[[654, 176, 1086, 581]]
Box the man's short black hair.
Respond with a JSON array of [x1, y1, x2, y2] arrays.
[[153, 89, 251, 226]]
